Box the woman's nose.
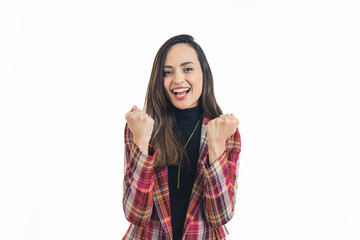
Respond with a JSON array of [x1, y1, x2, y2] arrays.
[[173, 71, 185, 83]]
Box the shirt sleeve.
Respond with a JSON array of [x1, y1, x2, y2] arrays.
[[202, 128, 241, 227], [122, 122, 157, 226]]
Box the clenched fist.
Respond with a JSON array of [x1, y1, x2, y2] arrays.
[[207, 113, 240, 165], [125, 105, 154, 154]]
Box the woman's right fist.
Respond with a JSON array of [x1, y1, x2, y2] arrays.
[[125, 105, 154, 147]]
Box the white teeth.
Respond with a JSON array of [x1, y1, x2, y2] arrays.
[[172, 88, 190, 93]]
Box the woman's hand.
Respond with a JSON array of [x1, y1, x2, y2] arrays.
[[125, 105, 154, 154], [207, 114, 240, 165]]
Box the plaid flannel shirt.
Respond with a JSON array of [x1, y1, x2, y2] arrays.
[[122, 114, 241, 240]]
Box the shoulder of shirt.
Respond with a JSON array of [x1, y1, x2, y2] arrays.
[[202, 114, 212, 125]]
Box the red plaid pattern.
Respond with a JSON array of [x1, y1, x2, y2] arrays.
[[122, 114, 241, 240]]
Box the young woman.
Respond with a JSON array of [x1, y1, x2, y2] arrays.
[[122, 34, 241, 240]]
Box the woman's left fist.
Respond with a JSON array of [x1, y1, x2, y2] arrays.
[[207, 114, 240, 147]]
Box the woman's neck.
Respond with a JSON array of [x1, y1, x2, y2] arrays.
[[171, 104, 202, 127]]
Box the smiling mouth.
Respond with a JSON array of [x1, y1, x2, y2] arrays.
[[171, 88, 191, 100], [172, 88, 190, 95]]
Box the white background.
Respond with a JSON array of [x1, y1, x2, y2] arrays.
[[1, 0, 359, 239]]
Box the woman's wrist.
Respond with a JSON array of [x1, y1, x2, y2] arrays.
[[133, 137, 150, 156], [208, 142, 226, 165]]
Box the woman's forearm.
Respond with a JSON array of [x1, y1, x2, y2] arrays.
[[208, 142, 226, 165], [133, 137, 149, 156]]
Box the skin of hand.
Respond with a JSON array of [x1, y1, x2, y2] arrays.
[[125, 105, 154, 155], [207, 114, 240, 165]]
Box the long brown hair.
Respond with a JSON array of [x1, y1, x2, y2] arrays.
[[144, 34, 222, 169]]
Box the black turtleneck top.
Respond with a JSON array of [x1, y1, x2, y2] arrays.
[[168, 103, 203, 240]]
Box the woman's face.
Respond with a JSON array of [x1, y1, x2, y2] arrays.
[[163, 43, 203, 109]]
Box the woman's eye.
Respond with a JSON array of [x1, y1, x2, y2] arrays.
[[163, 71, 172, 77], [184, 68, 193, 72]]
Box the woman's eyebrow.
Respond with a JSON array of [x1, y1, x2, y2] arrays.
[[163, 61, 195, 68], [180, 61, 195, 66]]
